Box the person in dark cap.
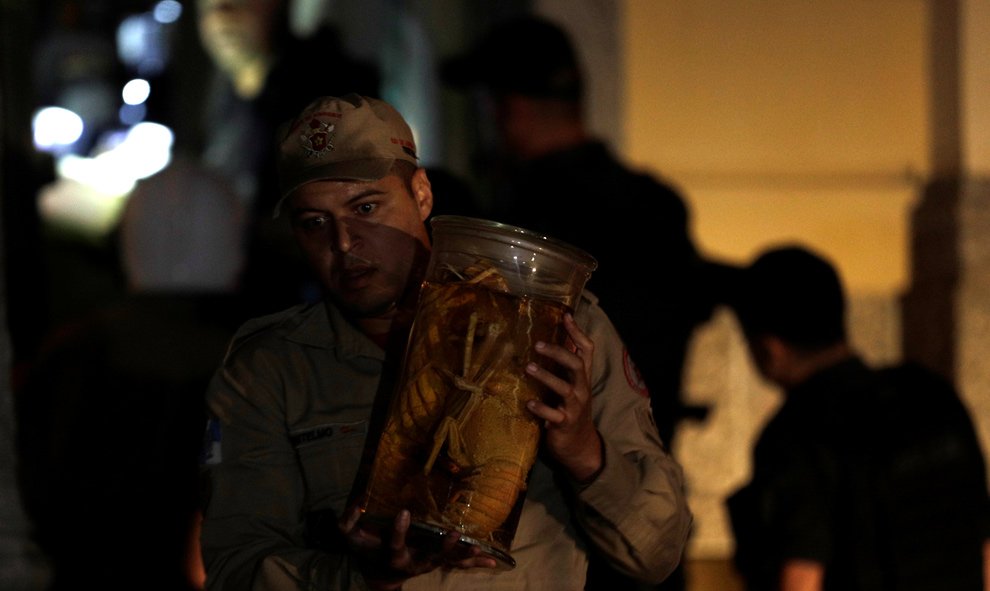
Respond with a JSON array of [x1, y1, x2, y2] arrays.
[[197, 94, 692, 590], [443, 13, 736, 444], [444, 16, 738, 590], [727, 244, 990, 591], [443, 14, 584, 104]]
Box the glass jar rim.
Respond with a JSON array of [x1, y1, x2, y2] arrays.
[[429, 215, 598, 274]]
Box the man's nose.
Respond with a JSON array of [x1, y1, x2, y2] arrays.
[[331, 218, 354, 253]]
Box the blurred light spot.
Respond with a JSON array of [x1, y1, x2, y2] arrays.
[[39, 110, 176, 236], [115, 121, 175, 179], [33, 106, 84, 152], [55, 122, 173, 196], [122, 79, 151, 105], [153, 0, 183, 24], [117, 13, 168, 76], [119, 103, 147, 126], [118, 15, 151, 66], [37, 177, 131, 237]]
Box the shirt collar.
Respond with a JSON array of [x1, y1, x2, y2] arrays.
[[283, 300, 385, 362]]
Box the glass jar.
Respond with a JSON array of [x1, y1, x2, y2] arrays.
[[356, 216, 597, 568]]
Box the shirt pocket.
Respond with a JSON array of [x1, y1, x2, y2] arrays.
[[293, 421, 368, 510]]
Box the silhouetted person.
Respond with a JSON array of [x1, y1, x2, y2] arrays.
[[422, 166, 485, 230], [442, 16, 738, 590], [195, 0, 380, 317], [727, 244, 990, 591], [14, 158, 249, 590], [442, 14, 736, 450]]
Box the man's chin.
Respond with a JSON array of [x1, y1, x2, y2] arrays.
[[331, 294, 397, 320]]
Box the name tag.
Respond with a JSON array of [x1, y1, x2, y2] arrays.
[[290, 421, 367, 447]]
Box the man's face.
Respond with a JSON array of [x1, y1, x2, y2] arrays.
[[197, 0, 281, 73], [287, 170, 433, 321]]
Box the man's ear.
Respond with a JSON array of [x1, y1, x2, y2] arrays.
[[760, 335, 794, 386], [411, 168, 433, 221]]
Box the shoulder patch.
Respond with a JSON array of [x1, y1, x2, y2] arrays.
[[623, 348, 650, 397], [200, 417, 222, 466]]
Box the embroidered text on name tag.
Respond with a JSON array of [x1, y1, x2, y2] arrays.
[[290, 421, 368, 447]]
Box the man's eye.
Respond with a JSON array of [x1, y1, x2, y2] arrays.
[[296, 215, 329, 230], [355, 203, 377, 215]]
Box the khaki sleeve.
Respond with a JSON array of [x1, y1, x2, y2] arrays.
[[199, 340, 367, 591], [570, 300, 693, 585]]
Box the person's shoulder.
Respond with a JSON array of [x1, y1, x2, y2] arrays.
[[865, 361, 983, 453], [630, 167, 687, 213], [585, 142, 682, 193], [876, 360, 959, 404], [880, 360, 951, 385], [574, 290, 616, 337], [574, 289, 601, 314], [596, 145, 688, 218], [226, 302, 324, 354]]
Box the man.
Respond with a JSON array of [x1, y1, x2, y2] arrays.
[[198, 94, 692, 590], [441, 14, 736, 451], [727, 245, 990, 591]]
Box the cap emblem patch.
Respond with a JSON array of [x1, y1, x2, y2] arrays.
[[300, 118, 336, 156]]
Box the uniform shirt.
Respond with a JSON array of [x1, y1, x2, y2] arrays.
[[200, 292, 692, 590]]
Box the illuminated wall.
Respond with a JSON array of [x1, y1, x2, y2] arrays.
[[624, 0, 927, 294], [622, 0, 928, 561], [613, 0, 990, 567]]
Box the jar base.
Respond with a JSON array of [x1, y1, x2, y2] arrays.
[[409, 520, 516, 570], [359, 514, 516, 570]]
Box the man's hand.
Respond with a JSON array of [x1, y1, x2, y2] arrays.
[[339, 505, 497, 590], [525, 312, 604, 483]]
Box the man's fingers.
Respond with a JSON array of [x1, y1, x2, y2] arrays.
[[339, 503, 363, 533], [390, 509, 411, 551], [439, 529, 462, 553], [534, 340, 583, 372], [526, 360, 570, 396], [564, 313, 593, 351]]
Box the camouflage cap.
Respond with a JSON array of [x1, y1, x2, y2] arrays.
[[274, 94, 418, 217]]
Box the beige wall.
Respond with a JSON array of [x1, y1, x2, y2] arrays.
[[623, 0, 927, 295], [962, 0, 990, 175], [620, 0, 933, 562], [483, 0, 986, 578]]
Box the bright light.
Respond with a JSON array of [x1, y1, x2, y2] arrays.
[[57, 153, 138, 197], [32, 106, 84, 150], [122, 79, 151, 105], [42, 121, 175, 236], [153, 0, 182, 23], [55, 121, 173, 195], [122, 121, 174, 178]]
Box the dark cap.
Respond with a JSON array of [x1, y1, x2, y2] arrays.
[[274, 94, 418, 217], [441, 15, 583, 101]]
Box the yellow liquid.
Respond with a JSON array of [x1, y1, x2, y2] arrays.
[[362, 278, 570, 553]]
